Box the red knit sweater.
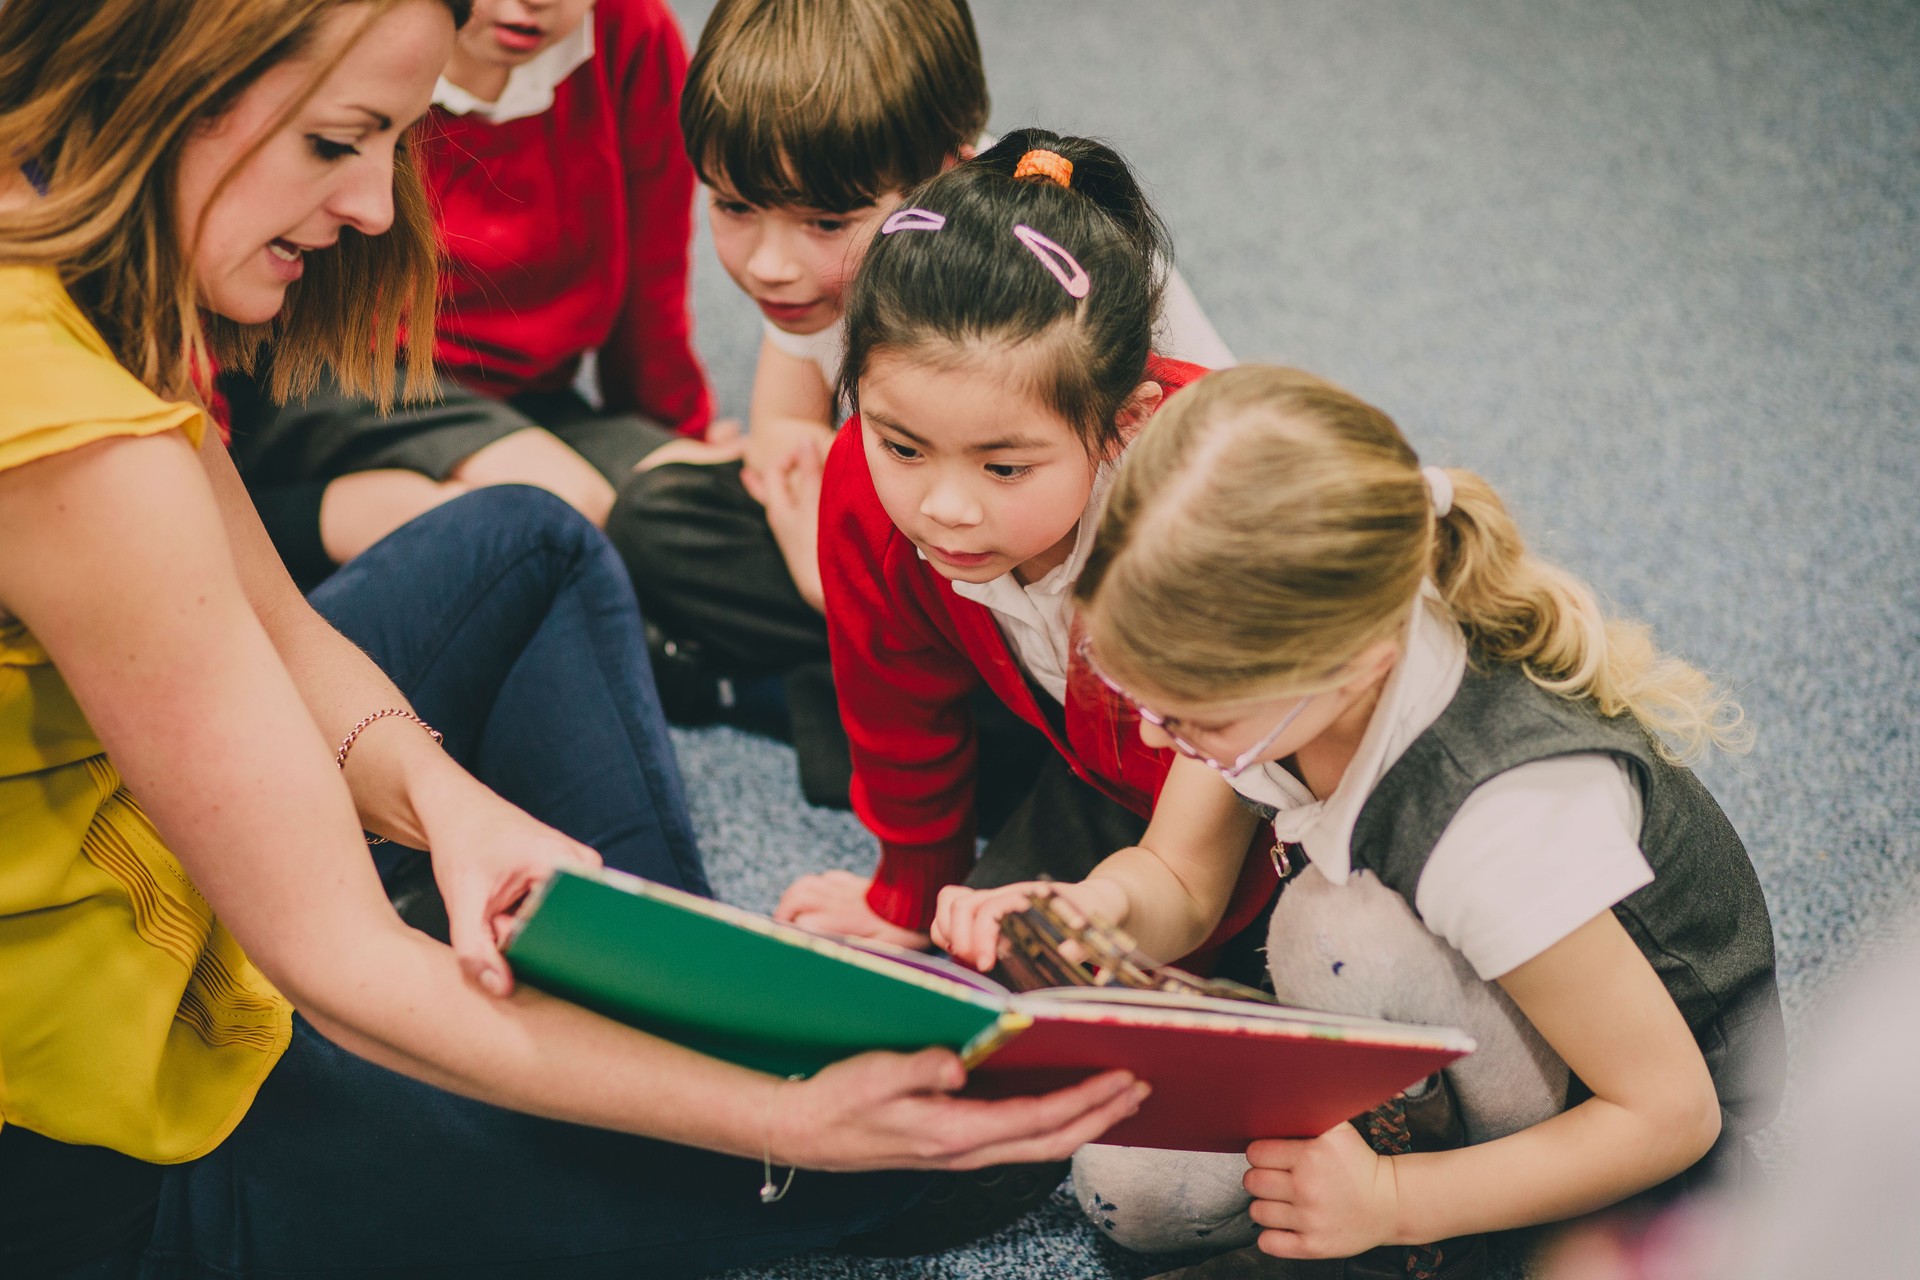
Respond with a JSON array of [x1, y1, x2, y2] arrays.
[[421, 0, 710, 435], [820, 358, 1279, 962]]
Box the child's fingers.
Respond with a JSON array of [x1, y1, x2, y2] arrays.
[[966, 890, 1020, 971], [1249, 1198, 1308, 1232], [1255, 1228, 1313, 1260], [1242, 1166, 1295, 1203], [931, 885, 969, 953], [958, 891, 1005, 972], [1245, 1137, 1310, 1169], [940, 890, 986, 967], [773, 873, 832, 921], [739, 465, 768, 504]]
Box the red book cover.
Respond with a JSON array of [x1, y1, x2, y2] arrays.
[[963, 993, 1472, 1151]]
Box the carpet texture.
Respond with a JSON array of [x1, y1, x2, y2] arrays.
[[659, 1, 1920, 1274]]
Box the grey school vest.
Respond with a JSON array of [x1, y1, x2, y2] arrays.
[[1346, 658, 1786, 1170]]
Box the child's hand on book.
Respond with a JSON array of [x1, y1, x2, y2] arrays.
[[774, 869, 933, 950], [932, 878, 1132, 973], [1244, 1121, 1401, 1260], [776, 1047, 1150, 1171]]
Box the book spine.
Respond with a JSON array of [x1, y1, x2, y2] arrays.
[[958, 1011, 1032, 1069]]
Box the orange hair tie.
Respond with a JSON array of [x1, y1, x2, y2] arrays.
[[1013, 149, 1074, 189]]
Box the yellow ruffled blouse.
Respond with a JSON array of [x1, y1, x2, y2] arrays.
[[0, 265, 292, 1163]]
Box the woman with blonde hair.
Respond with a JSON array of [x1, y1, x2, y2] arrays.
[[934, 365, 1784, 1278], [0, 3, 1144, 1276]]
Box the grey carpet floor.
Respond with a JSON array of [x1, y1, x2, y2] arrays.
[[661, 0, 1920, 1274]]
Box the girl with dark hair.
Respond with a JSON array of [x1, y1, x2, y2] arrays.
[[0, 11, 1142, 1276], [781, 130, 1279, 973]]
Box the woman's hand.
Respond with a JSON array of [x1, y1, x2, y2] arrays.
[[1244, 1122, 1400, 1260], [775, 1048, 1150, 1172], [931, 878, 1132, 973], [418, 786, 601, 997], [774, 869, 932, 950]]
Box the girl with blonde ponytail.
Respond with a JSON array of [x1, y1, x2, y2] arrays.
[[934, 366, 1783, 1279]]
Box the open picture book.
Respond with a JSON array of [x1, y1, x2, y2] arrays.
[[502, 868, 1476, 1152]]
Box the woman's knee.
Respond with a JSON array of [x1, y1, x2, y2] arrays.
[[439, 484, 603, 559]]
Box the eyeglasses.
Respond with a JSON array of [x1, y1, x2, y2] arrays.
[[1074, 636, 1313, 779]]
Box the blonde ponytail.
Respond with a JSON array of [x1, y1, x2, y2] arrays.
[[1431, 470, 1748, 762], [1077, 366, 1750, 765]]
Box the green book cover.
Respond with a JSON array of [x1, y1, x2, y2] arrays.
[[503, 868, 1017, 1078]]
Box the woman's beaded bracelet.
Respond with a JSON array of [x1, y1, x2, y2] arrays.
[[334, 709, 444, 845]]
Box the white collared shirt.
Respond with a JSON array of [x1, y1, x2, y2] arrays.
[[1227, 584, 1654, 979], [432, 17, 596, 125], [930, 462, 1116, 706]]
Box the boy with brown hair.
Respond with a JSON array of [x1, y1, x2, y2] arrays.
[[611, 0, 1230, 809]]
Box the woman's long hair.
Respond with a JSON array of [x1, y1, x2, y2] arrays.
[[0, 0, 470, 404], [1077, 366, 1749, 764]]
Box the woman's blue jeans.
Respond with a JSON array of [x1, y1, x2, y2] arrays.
[[139, 488, 922, 1278]]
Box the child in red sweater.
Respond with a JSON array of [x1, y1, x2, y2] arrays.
[[229, 0, 720, 585], [781, 130, 1277, 968], [614, 0, 1233, 782]]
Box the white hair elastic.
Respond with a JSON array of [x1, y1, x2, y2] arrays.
[[1422, 465, 1454, 518], [879, 207, 947, 234], [1012, 223, 1091, 299]]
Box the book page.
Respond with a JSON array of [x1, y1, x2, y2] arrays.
[[830, 934, 1011, 997], [1017, 986, 1474, 1048]]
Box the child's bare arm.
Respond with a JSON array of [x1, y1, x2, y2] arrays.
[[740, 335, 839, 608], [744, 333, 838, 477], [933, 758, 1259, 971], [1094, 757, 1262, 961], [1244, 909, 1721, 1258]]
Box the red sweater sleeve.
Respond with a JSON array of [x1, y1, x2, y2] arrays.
[[596, 1, 711, 436], [820, 423, 982, 930]]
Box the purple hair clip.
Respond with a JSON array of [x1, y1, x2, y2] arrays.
[[1012, 224, 1090, 299], [880, 207, 947, 235]]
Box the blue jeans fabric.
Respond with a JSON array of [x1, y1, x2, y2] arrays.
[[310, 484, 707, 897], [140, 488, 923, 1278]]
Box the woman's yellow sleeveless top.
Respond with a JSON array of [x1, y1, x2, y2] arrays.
[[0, 265, 292, 1163]]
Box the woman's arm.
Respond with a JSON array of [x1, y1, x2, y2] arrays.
[[1243, 909, 1721, 1257], [934, 757, 1260, 971], [0, 429, 1145, 1167], [200, 427, 569, 992]]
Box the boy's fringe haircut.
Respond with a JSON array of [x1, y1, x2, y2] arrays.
[[682, 0, 988, 213], [1076, 366, 1751, 765], [0, 0, 466, 406]]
